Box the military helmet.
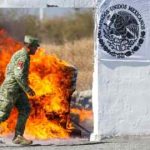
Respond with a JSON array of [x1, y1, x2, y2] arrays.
[[24, 35, 40, 47]]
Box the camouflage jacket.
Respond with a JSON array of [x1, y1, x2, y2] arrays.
[[1, 47, 31, 94]]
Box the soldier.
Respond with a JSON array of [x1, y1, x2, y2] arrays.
[[0, 35, 40, 145]]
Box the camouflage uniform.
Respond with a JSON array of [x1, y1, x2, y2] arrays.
[[0, 47, 31, 137]]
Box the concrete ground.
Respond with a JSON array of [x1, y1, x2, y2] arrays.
[[0, 135, 150, 150]]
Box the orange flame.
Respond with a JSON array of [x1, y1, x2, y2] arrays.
[[71, 108, 93, 122], [0, 29, 93, 140], [0, 29, 75, 139]]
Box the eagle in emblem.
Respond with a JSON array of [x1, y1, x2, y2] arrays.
[[104, 11, 139, 40]]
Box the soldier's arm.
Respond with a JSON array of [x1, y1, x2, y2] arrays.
[[14, 57, 32, 94]]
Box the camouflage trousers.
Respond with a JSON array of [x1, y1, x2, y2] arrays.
[[0, 88, 31, 137]]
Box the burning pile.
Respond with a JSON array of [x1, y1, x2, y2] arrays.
[[0, 29, 78, 139]]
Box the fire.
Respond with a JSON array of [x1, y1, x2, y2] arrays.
[[0, 29, 76, 139], [26, 49, 75, 139], [0, 29, 93, 140], [71, 108, 93, 122], [0, 30, 22, 83]]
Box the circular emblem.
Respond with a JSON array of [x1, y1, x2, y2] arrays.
[[98, 4, 146, 58]]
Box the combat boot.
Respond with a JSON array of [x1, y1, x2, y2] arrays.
[[12, 135, 33, 145]]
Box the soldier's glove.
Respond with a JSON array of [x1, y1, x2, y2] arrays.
[[28, 88, 36, 96]]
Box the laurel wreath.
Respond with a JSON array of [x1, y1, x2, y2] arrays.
[[103, 28, 137, 52]]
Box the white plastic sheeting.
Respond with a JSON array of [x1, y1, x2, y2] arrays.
[[91, 0, 150, 141], [97, 1, 149, 61]]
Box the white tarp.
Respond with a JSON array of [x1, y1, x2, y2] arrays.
[[97, 0, 150, 61]]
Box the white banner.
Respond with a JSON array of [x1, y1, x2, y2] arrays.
[[97, 0, 150, 61]]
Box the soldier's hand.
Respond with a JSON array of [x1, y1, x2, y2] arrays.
[[28, 88, 36, 96]]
